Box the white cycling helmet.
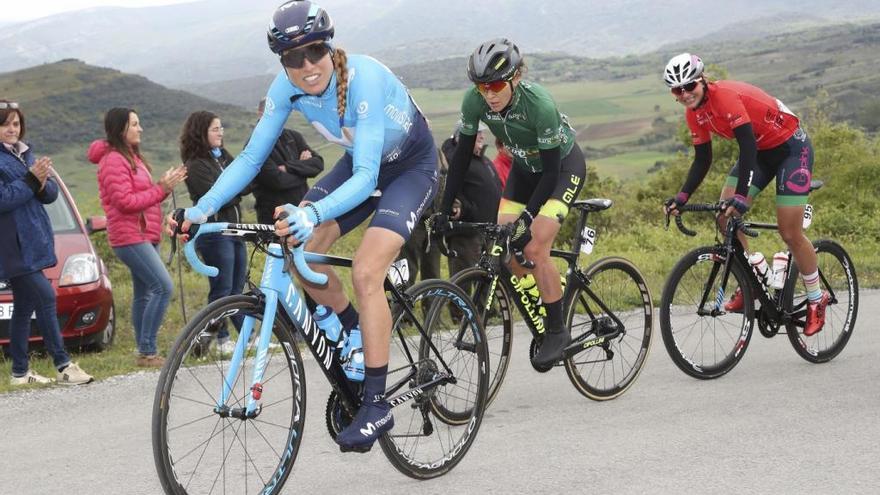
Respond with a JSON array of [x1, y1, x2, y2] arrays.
[[664, 53, 704, 88]]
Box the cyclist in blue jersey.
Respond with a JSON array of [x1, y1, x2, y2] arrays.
[[177, 0, 438, 451]]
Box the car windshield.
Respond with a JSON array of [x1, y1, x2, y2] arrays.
[[43, 192, 79, 233]]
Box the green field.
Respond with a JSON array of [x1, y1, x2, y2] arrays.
[[593, 150, 672, 181]]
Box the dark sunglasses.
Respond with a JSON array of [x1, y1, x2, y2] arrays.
[[671, 81, 700, 96], [280, 43, 331, 69], [476, 80, 509, 95], [0, 102, 20, 109]]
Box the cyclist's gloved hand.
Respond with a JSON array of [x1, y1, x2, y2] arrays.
[[508, 211, 533, 251], [184, 205, 210, 224], [663, 192, 689, 215], [280, 203, 318, 243], [428, 212, 452, 235], [724, 194, 750, 216]]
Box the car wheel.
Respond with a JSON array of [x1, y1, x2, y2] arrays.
[[91, 303, 116, 351]]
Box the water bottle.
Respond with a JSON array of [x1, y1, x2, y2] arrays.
[[748, 252, 771, 289], [770, 252, 789, 290], [340, 325, 364, 382], [314, 305, 342, 342]]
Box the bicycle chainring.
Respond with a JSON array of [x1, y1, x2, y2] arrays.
[[529, 337, 554, 373], [757, 308, 781, 338], [324, 391, 353, 440]]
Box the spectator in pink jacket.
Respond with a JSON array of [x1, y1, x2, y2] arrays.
[[88, 107, 187, 367]]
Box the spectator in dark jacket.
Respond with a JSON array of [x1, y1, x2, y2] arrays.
[[0, 100, 92, 385], [250, 97, 324, 224], [441, 123, 502, 276], [181, 110, 251, 355]]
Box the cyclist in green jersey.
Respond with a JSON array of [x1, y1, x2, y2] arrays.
[[434, 38, 586, 368]]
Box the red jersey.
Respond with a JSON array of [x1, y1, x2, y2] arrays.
[[686, 80, 800, 150], [492, 151, 512, 188]]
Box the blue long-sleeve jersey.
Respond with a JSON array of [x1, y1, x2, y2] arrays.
[[194, 54, 418, 223]]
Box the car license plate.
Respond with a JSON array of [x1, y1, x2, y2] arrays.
[[0, 303, 35, 320]]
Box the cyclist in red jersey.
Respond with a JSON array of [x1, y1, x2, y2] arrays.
[[661, 53, 828, 336]]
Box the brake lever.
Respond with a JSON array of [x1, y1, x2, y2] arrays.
[[513, 249, 535, 269], [166, 208, 186, 265], [275, 210, 294, 274], [500, 223, 535, 269]]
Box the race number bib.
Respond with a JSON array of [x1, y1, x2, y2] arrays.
[[803, 204, 813, 229], [580, 226, 597, 255]]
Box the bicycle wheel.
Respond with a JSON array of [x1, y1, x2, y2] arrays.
[[153, 295, 306, 495], [450, 266, 512, 409], [382, 279, 489, 479], [660, 246, 755, 379], [784, 239, 859, 363], [563, 257, 653, 400]]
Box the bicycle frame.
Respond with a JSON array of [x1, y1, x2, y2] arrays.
[[680, 210, 838, 328], [184, 223, 464, 423], [455, 206, 629, 357]]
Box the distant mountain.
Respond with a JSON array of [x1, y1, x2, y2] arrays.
[[182, 21, 880, 127], [2, 0, 880, 86], [0, 59, 253, 160]]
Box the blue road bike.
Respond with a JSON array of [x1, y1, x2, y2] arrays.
[[152, 220, 489, 493]]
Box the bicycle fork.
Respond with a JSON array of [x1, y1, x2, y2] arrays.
[[213, 292, 277, 420]]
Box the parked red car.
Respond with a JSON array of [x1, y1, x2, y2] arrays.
[[0, 171, 115, 350]]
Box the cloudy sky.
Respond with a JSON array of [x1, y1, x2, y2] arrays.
[[7, 0, 195, 22]]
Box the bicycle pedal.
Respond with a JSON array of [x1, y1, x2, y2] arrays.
[[338, 443, 373, 454]]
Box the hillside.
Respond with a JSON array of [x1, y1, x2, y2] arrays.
[[0, 59, 254, 157], [0, 59, 265, 201]]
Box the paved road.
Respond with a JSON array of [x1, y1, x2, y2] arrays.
[[2, 291, 878, 494]]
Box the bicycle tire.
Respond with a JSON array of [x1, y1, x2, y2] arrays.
[[449, 266, 513, 409], [381, 279, 489, 479], [153, 295, 306, 495], [659, 246, 755, 379], [563, 257, 653, 400], [784, 239, 859, 363]]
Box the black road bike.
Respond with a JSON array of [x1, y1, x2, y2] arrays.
[[152, 220, 489, 494], [659, 184, 858, 379], [435, 198, 653, 405]]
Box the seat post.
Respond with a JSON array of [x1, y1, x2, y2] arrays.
[[569, 207, 590, 256]]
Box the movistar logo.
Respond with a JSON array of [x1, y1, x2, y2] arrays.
[[406, 211, 418, 233], [359, 410, 393, 437]]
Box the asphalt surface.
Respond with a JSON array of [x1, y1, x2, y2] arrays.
[[1, 290, 877, 494]]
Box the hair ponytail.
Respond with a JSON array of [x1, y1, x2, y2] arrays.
[[332, 47, 348, 121]]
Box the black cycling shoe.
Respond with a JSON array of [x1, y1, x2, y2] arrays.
[[530, 329, 571, 368], [335, 400, 394, 452]]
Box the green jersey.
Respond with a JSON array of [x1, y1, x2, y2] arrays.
[[459, 81, 576, 173]]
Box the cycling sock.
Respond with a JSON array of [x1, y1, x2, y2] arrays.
[[545, 299, 564, 332], [803, 270, 822, 302], [363, 364, 388, 403], [339, 303, 359, 333]]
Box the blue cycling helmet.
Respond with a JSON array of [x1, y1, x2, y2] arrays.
[[267, 0, 335, 54]]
